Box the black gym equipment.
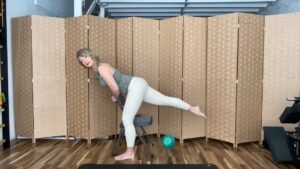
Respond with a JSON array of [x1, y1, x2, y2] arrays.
[[263, 97, 300, 166], [78, 164, 219, 169]]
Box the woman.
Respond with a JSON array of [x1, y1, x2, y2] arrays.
[[76, 48, 206, 161]]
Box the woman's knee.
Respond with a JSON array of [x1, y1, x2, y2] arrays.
[[122, 116, 134, 127]]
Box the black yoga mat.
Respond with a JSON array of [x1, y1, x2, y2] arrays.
[[78, 164, 219, 169]]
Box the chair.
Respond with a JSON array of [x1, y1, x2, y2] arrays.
[[263, 97, 300, 163], [113, 95, 154, 155]]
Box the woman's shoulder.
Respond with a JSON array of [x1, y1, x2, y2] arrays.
[[98, 63, 115, 74]]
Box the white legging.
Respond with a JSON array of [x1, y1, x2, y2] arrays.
[[122, 77, 190, 147]]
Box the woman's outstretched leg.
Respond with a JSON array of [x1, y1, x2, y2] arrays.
[[143, 87, 206, 118], [114, 78, 147, 161]]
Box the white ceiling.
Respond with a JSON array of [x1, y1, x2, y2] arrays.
[[88, 0, 277, 19]]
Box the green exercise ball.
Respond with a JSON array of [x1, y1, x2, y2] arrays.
[[161, 134, 175, 149]]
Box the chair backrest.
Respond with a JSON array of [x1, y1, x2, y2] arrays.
[[280, 103, 300, 124]]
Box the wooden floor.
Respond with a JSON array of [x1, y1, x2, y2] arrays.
[[0, 136, 297, 169]]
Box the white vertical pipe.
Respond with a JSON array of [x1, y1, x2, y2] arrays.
[[74, 0, 82, 16]]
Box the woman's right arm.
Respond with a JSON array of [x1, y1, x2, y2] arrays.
[[98, 64, 120, 99]]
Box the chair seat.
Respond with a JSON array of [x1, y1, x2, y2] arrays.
[[119, 115, 152, 128]]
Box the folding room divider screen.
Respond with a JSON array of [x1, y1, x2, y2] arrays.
[[65, 16, 117, 143], [262, 13, 300, 132], [14, 13, 299, 146], [65, 16, 89, 142], [159, 16, 207, 142], [132, 17, 159, 135], [116, 17, 133, 134], [13, 16, 34, 140], [182, 16, 207, 140], [206, 13, 264, 147], [159, 16, 184, 141], [88, 16, 117, 142], [13, 16, 66, 143], [13, 15, 207, 143]]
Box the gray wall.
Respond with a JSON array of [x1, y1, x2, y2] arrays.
[[260, 0, 300, 15], [7, 0, 74, 140]]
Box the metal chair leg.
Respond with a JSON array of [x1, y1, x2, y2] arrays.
[[136, 129, 147, 146], [137, 127, 152, 155], [141, 127, 154, 145], [114, 127, 124, 154]]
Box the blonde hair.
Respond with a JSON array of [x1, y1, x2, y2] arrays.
[[76, 48, 101, 68]]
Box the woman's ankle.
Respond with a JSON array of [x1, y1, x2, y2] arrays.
[[188, 106, 197, 112], [126, 147, 134, 154]]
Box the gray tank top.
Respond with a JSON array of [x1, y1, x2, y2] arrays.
[[95, 69, 133, 97]]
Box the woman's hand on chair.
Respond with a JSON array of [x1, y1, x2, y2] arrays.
[[111, 96, 117, 102]]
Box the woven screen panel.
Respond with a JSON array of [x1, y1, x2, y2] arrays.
[[207, 13, 238, 144], [31, 16, 67, 138], [12, 16, 33, 138], [263, 13, 300, 131], [116, 18, 133, 130], [88, 16, 117, 139], [117, 17, 133, 75], [65, 16, 89, 140], [236, 13, 264, 144], [159, 16, 183, 140], [133, 17, 159, 135], [182, 16, 206, 140]]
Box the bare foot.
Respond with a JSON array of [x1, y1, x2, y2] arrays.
[[114, 151, 135, 161], [189, 106, 206, 118]]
